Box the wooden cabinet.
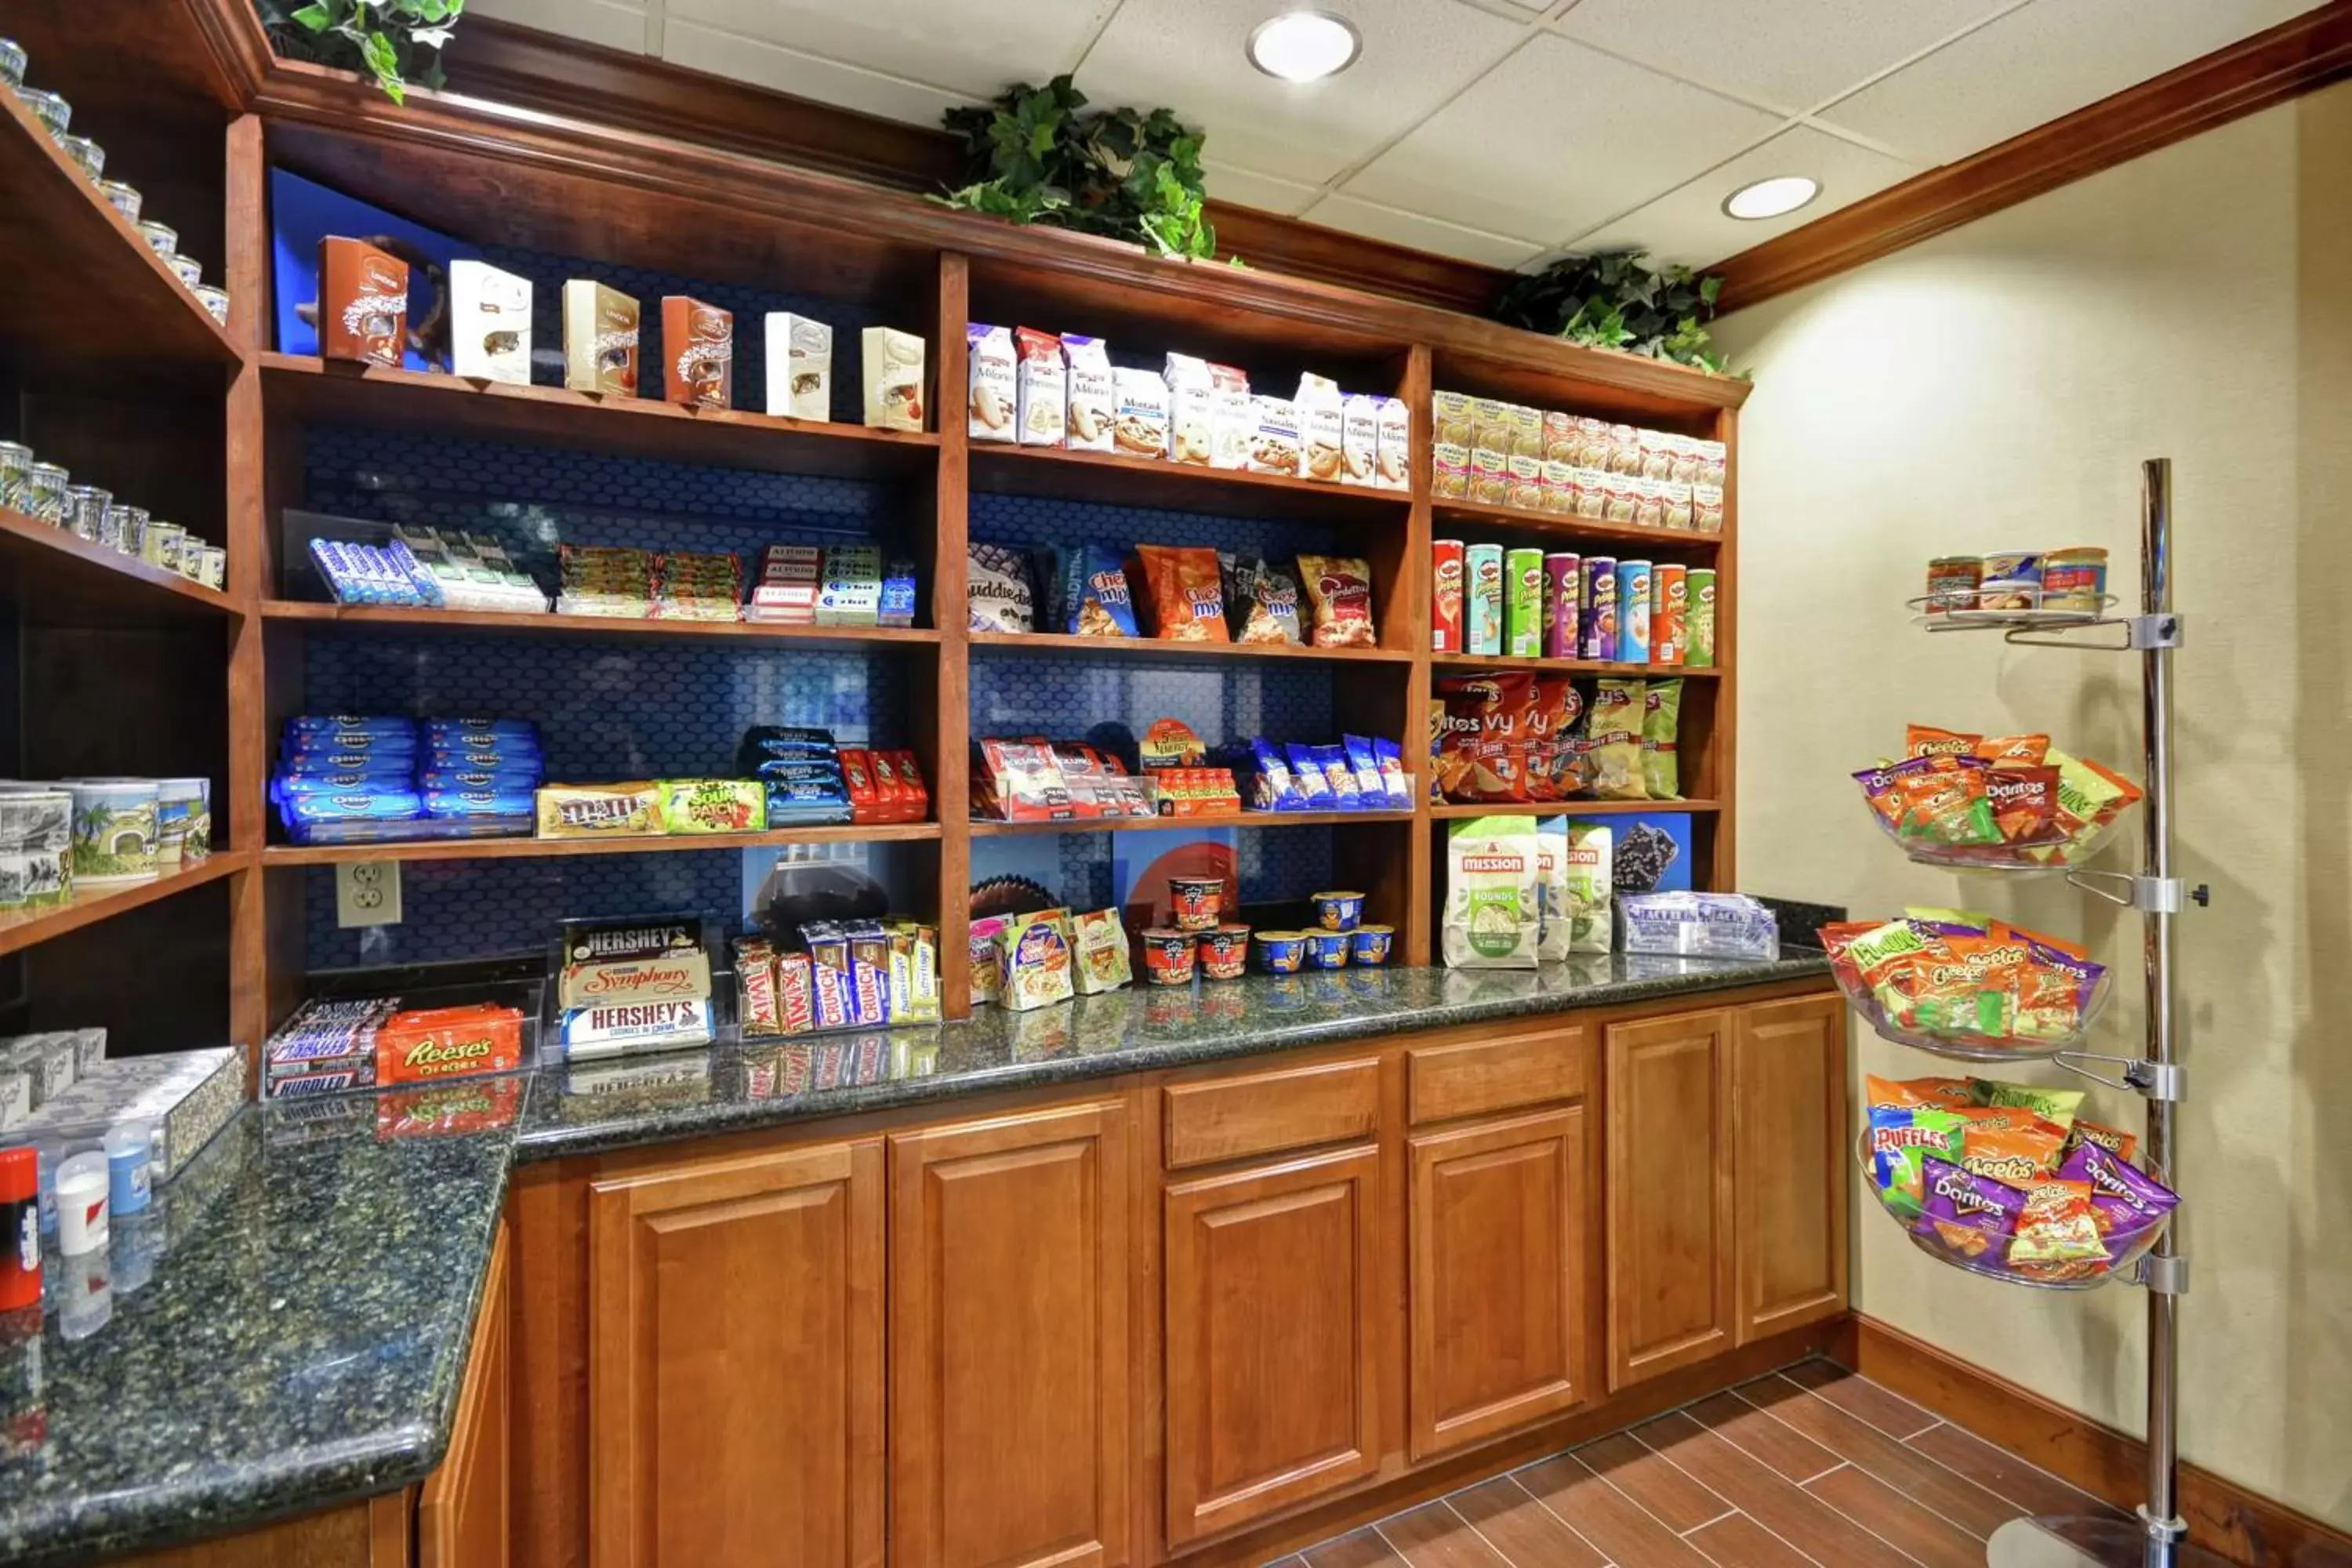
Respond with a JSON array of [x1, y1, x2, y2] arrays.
[[1605, 1008, 1737, 1390], [1733, 993, 1848, 1342], [1163, 1145, 1381, 1546], [1407, 1107, 1589, 1461], [421, 1220, 512, 1568], [585, 1141, 884, 1568], [891, 1102, 1131, 1568]]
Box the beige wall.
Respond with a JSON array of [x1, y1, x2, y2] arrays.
[[1714, 82, 2352, 1529]]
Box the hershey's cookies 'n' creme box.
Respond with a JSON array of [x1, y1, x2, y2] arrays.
[[562, 279, 639, 396], [447, 260, 532, 384]]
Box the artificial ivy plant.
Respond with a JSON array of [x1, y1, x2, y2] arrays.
[[254, 0, 465, 105], [1494, 251, 1731, 374], [938, 75, 1218, 263]]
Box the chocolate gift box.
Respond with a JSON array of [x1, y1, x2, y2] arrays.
[[318, 236, 408, 368], [661, 295, 734, 409]]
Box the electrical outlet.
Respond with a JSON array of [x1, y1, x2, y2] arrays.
[[336, 859, 402, 928]]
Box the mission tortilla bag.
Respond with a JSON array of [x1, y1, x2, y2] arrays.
[[1443, 815, 1541, 969]]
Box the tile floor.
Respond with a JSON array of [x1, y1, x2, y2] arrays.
[[1280, 1359, 2126, 1567]]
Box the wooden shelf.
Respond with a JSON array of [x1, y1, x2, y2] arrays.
[[971, 810, 1414, 836], [0, 508, 239, 625], [258, 354, 941, 480], [261, 821, 942, 866], [970, 442, 1412, 522], [1432, 499, 1723, 554], [261, 601, 940, 652], [971, 631, 1412, 666], [0, 852, 249, 959], [1428, 800, 1722, 818], [1431, 653, 1724, 679], [0, 89, 243, 380]]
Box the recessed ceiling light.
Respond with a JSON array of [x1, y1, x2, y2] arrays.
[[1247, 10, 1363, 83], [1722, 175, 1820, 220]]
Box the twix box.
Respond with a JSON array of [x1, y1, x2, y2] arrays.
[[661, 295, 734, 410], [562, 279, 640, 395], [318, 236, 408, 368], [374, 1004, 525, 1087]]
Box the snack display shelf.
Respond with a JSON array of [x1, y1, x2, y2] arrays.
[[260, 822, 941, 866], [0, 85, 243, 376], [968, 441, 1412, 523], [0, 851, 250, 959], [969, 630, 1413, 665], [969, 809, 1413, 836], [1431, 652, 1725, 679], [0, 506, 239, 625], [1906, 595, 2125, 641], [1432, 499, 1725, 554], [1830, 964, 2110, 1063], [1853, 1130, 2170, 1292], [257, 353, 942, 481], [1860, 793, 2134, 872], [1428, 799, 1720, 818], [260, 600, 942, 652]]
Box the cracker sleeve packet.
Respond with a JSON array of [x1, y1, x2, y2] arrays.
[[1867, 1105, 1965, 1219]]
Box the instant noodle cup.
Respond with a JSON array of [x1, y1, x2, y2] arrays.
[[1307, 930, 1350, 970], [1349, 924, 1394, 966], [1140, 927, 1197, 985], [1312, 889, 1365, 931], [1168, 875, 1224, 932], [1198, 924, 1251, 980], [1255, 930, 1308, 974]]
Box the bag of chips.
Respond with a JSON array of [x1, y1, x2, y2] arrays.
[[1534, 815, 1571, 961], [1642, 677, 1683, 799], [1443, 815, 1540, 968], [2006, 1179, 2109, 1270], [2042, 748, 2145, 857], [1585, 677, 1648, 800], [1132, 545, 1228, 641], [1866, 1105, 1965, 1220], [1050, 543, 1138, 637], [1295, 554, 1376, 648], [1221, 554, 1303, 644], [1867, 1073, 1980, 1112], [1911, 1156, 2027, 1261], [1436, 673, 1537, 803], [1563, 821, 1613, 953]]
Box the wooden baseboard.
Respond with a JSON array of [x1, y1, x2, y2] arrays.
[[1830, 1315, 2352, 1567]]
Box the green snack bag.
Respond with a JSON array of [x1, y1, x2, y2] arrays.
[[1641, 677, 1683, 799], [1977, 1080, 2085, 1130], [1867, 1105, 1965, 1221], [1905, 906, 1992, 931]]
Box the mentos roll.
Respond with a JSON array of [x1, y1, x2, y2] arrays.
[[1616, 560, 1651, 664], [1579, 556, 1617, 660]]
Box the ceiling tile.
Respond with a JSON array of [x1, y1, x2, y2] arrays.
[[1342, 33, 1783, 241], [661, 20, 978, 125], [465, 0, 648, 54], [1555, 0, 2010, 115], [1201, 160, 1325, 218], [1074, 0, 1531, 186], [1817, 0, 2327, 164], [663, 0, 1116, 100], [1563, 125, 1918, 268], [1297, 194, 1549, 268]]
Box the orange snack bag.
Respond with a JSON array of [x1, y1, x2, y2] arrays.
[[1866, 1074, 1978, 1112], [1905, 724, 1983, 759], [1980, 733, 2051, 768], [1131, 546, 1229, 641]]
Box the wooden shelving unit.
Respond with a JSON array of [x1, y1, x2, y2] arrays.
[[0, 852, 250, 960], [0, 508, 241, 624], [78, 63, 1751, 1043], [1427, 800, 1722, 819], [1430, 652, 1725, 679]]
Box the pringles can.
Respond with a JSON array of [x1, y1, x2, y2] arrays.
[[1686, 568, 1718, 668], [1615, 560, 1651, 664], [1543, 553, 1581, 659], [1504, 547, 1544, 658], [1431, 539, 1465, 653], [1579, 555, 1617, 660], [1651, 563, 1686, 666], [1465, 543, 1503, 656]]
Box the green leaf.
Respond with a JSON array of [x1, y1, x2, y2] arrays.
[[290, 2, 335, 28]]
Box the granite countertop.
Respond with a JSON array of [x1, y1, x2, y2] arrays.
[[0, 950, 1828, 1564]]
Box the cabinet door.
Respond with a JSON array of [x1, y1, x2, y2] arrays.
[[586, 1140, 884, 1568], [1733, 993, 1849, 1342], [1605, 1009, 1735, 1390], [420, 1220, 511, 1568], [891, 1102, 1131, 1568], [1408, 1107, 1588, 1461], [1163, 1145, 1381, 1547]]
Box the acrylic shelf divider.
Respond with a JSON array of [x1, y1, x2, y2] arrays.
[[0, 851, 251, 960], [968, 441, 1414, 522], [257, 353, 942, 480], [970, 631, 1412, 666], [0, 507, 241, 624], [260, 601, 943, 653], [1432, 497, 1725, 555], [0, 86, 243, 378], [260, 822, 942, 866], [1429, 652, 1724, 679]]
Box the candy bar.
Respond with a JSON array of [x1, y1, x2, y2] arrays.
[[558, 998, 713, 1058]]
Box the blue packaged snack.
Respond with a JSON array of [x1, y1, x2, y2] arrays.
[[425, 728, 541, 755], [285, 715, 416, 742], [422, 789, 537, 818], [423, 740, 541, 768], [753, 758, 846, 787], [1342, 735, 1385, 808], [274, 769, 414, 799], [880, 561, 919, 628], [1053, 543, 1138, 637], [739, 726, 838, 770], [421, 717, 538, 742], [285, 789, 423, 823], [1312, 743, 1362, 808], [279, 749, 416, 776], [1250, 737, 1304, 812], [1373, 737, 1414, 809], [1285, 742, 1334, 806], [416, 767, 543, 793], [283, 726, 416, 756], [764, 778, 852, 826]]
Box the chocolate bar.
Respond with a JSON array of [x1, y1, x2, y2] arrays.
[[559, 998, 713, 1058], [557, 950, 712, 1014], [566, 919, 701, 964]]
